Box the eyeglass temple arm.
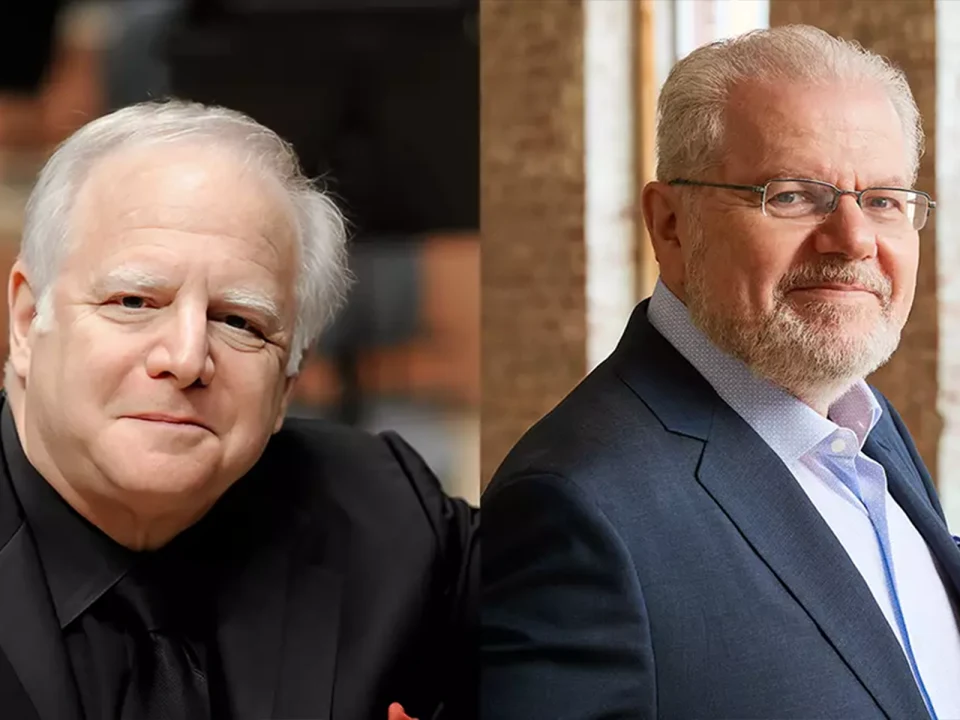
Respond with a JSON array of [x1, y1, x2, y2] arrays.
[[668, 179, 767, 193]]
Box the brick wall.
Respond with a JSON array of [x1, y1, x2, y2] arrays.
[[480, 0, 588, 484]]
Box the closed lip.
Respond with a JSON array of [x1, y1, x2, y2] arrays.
[[126, 413, 211, 431], [790, 283, 878, 296]]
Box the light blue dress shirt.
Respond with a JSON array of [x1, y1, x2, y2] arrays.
[[647, 280, 960, 719]]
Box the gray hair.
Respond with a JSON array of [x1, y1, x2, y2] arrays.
[[20, 99, 351, 376], [655, 24, 924, 184]]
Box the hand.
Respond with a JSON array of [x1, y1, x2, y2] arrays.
[[388, 702, 418, 720]]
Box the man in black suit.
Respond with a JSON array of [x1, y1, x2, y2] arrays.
[[0, 100, 476, 720], [482, 25, 960, 719]]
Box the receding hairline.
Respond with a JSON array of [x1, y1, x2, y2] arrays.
[[715, 76, 913, 178], [654, 25, 923, 185], [64, 136, 301, 258]]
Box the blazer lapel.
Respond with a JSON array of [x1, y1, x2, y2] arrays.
[[864, 424, 960, 598], [271, 560, 344, 718], [0, 515, 83, 720], [214, 510, 294, 719], [612, 304, 928, 719], [213, 467, 346, 720], [696, 403, 929, 718]]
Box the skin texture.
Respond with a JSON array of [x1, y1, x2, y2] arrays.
[[642, 80, 919, 415], [7, 142, 300, 550]]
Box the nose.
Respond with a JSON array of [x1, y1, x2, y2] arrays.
[[145, 304, 215, 389], [813, 193, 878, 261]]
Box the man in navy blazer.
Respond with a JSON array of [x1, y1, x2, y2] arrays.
[[482, 25, 960, 720]]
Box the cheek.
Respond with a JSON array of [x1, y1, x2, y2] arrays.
[[215, 354, 288, 429], [65, 329, 144, 398], [693, 224, 795, 309], [876, 237, 919, 319], [31, 322, 135, 403]]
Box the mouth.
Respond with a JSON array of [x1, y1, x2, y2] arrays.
[[126, 414, 212, 432], [788, 283, 880, 298]]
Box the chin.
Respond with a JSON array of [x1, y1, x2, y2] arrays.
[[95, 446, 223, 497]]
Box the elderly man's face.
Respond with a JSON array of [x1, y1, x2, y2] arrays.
[[12, 144, 298, 516], [673, 80, 919, 398]]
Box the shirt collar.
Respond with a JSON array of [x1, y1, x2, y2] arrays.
[[0, 401, 134, 629], [646, 279, 882, 465]]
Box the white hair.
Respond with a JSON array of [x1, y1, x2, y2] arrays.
[[20, 99, 351, 375], [656, 24, 924, 184]]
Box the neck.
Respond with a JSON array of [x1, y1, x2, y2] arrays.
[[37, 475, 207, 550], [779, 376, 858, 418]]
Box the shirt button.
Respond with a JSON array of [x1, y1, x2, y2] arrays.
[[830, 438, 846, 454]]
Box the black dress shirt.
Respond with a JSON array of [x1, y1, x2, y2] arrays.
[[1, 405, 228, 719]]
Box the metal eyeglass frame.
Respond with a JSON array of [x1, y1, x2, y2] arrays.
[[668, 177, 936, 230]]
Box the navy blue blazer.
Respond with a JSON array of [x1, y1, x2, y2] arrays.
[[482, 300, 960, 720]]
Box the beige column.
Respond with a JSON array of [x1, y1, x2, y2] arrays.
[[481, 0, 588, 484], [769, 0, 940, 482], [481, 0, 644, 484]]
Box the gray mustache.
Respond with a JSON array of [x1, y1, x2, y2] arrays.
[[779, 263, 892, 300]]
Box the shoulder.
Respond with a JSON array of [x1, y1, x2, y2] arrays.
[[260, 415, 432, 504], [256, 416, 475, 549], [489, 358, 693, 502]]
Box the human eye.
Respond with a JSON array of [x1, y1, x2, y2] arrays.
[[769, 191, 806, 205], [765, 181, 823, 216], [221, 314, 266, 339], [111, 295, 151, 309], [864, 191, 906, 214]]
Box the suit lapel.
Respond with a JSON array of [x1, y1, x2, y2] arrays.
[[612, 304, 929, 719], [864, 424, 960, 598], [213, 465, 346, 720], [0, 491, 82, 720], [696, 404, 929, 718], [214, 504, 294, 718], [271, 560, 344, 718]]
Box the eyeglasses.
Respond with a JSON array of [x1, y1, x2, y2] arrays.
[[668, 177, 936, 231]]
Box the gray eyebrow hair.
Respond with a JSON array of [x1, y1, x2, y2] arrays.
[[93, 266, 283, 326], [219, 288, 283, 326], [94, 267, 174, 294]]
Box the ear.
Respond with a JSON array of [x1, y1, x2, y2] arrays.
[[273, 373, 298, 434], [7, 261, 39, 382], [641, 181, 685, 259], [641, 181, 690, 294]]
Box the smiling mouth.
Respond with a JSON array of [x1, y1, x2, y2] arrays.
[[126, 415, 211, 431]]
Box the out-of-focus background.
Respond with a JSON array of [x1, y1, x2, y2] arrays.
[[0, 0, 479, 504], [482, 0, 960, 528]]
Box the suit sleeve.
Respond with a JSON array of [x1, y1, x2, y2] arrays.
[[482, 473, 656, 720], [379, 431, 479, 720]]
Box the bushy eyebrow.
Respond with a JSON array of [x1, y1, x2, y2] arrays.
[[218, 288, 283, 328], [93, 267, 173, 295]]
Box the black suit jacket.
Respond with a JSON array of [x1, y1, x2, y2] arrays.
[[483, 301, 960, 719], [0, 397, 477, 720]]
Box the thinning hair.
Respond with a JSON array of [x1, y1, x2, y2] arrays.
[[19, 99, 351, 376], [655, 24, 923, 184]]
